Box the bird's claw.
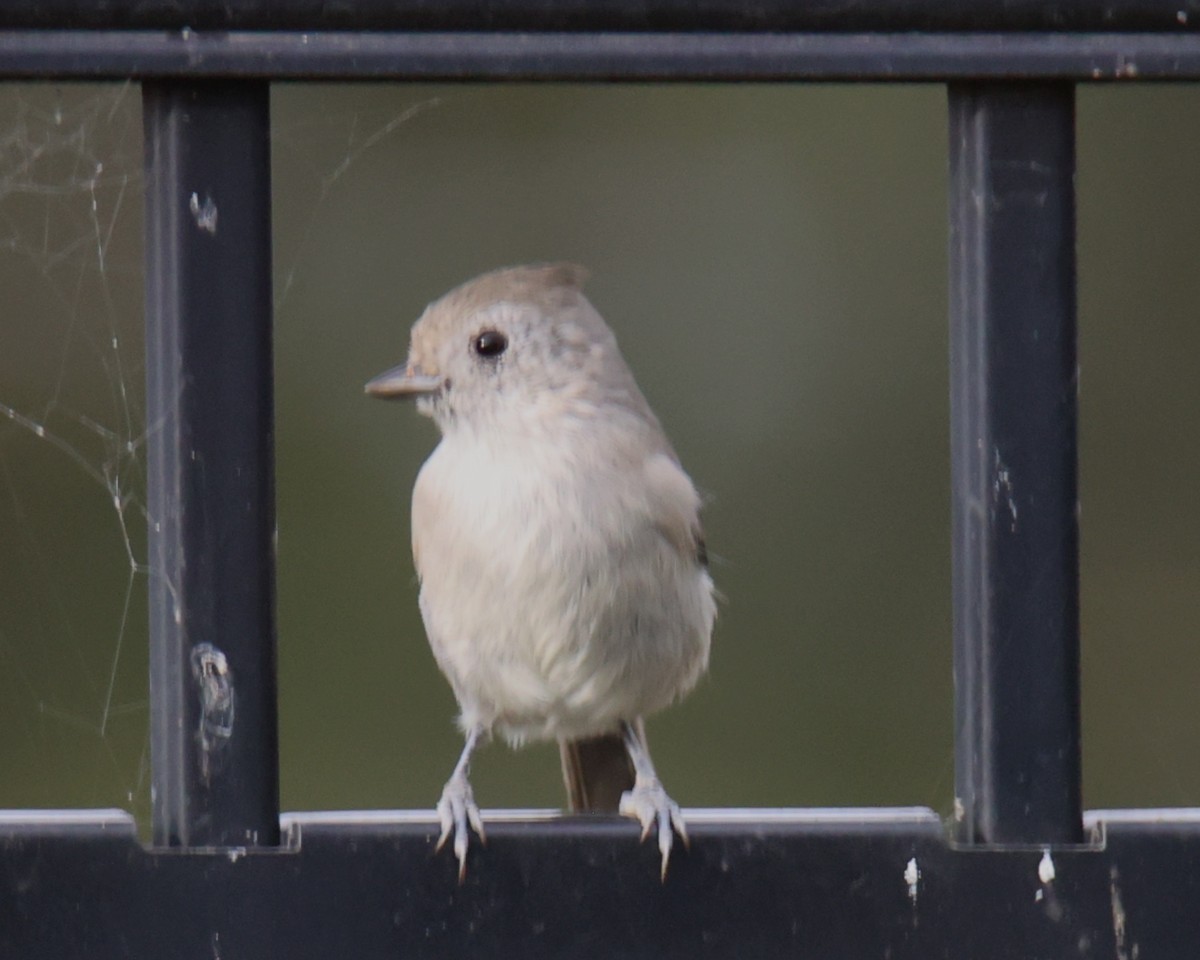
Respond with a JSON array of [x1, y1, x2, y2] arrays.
[[435, 773, 485, 882], [619, 776, 688, 880]]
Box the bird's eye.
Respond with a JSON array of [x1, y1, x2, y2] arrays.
[[472, 330, 508, 358]]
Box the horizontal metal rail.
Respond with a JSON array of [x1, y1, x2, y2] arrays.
[[0, 30, 1198, 80], [2, 808, 1196, 958], [0, 0, 1196, 32]]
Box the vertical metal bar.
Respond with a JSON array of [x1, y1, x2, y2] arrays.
[[948, 83, 1082, 845], [144, 82, 280, 848]]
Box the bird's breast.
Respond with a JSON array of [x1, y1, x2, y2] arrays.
[[409, 434, 713, 741]]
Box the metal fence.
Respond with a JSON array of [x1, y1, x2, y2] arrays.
[[2, 3, 1198, 957]]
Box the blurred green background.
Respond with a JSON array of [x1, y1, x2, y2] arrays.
[[0, 83, 1196, 828]]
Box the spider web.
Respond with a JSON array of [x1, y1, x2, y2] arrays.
[[0, 82, 443, 823], [0, 83, 149, 815]]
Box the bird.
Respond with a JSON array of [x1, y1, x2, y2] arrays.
[[366, 263, 716, 881]]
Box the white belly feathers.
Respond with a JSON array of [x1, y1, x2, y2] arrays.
[[411, 432, 714, 743]]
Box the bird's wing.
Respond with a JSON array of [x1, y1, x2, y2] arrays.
[[642, 451, 708, 568]]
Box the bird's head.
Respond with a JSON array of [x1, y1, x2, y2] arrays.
[[366, 263, 650, 436]]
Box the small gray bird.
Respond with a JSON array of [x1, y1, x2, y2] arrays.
[[366, 264, 715, 880]]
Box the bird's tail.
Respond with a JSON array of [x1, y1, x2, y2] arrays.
[[559, 732, 635, 813]]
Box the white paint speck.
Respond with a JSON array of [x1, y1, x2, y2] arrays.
[[1038, 848, 1056, 884], [993, 453, 1019, 531], [1111, 866, 1130, 960], [189, 192, 219, 235], [904, 857, 920, 903]]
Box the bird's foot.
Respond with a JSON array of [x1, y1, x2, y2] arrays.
[[619, 775, 688, 880], [435, 771, 485, 882]]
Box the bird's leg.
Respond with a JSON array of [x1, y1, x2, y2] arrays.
[[618, 718, 688, 879], [436, 723, 486, 882]]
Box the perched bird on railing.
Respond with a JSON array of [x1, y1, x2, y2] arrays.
[[366, 263, 715, 881]]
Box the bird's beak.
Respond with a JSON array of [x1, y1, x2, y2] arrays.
[[364, 362, 443, 399]]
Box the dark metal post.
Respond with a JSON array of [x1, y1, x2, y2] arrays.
[[144, 82, 280, 848], [948, 83, 1082, 845]]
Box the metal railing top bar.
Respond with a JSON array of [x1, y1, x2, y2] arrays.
[[6, 811, 1200, 958], [2, 31, 1200, 80], [2, 0, 1199, 32]]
